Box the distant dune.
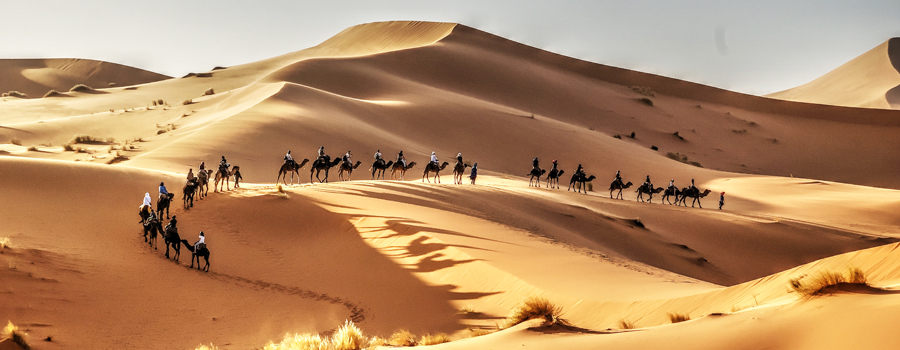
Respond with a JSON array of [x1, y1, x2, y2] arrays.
[[0, 58, 170, 98], [767, 38, 900, 109]]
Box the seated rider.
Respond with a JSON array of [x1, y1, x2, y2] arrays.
[[551, 159, 558, 171], [575, 164, 584, 177], [456, 153, 463, 165], [317, 146, 326, 162], [397, 151, 406, 168], [140, 192, 152, 222], [374, 149, 383, 166], [284, 150, 295, 167], [187, 168, 195, 182], [430, 151, 439, 167], [199, 161, 206, 172], [219, 156, 230, 173], [159, 182, 169, 200], [166, 215, 178, 232], [643, 175, 653, 190], [614, 170, 622, 186], [668, 179, 676, 193], [688, 179, 697, 193], [532, 157, 540, 171], [195, 231, 205, 251], [344, 150, 353, 167]]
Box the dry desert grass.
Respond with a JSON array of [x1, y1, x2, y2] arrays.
[[4, 321, 31, 350], [789, 268, 868, 297], [502, 296, 566, 328]]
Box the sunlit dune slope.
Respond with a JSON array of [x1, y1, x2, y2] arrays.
[[767, 38, 900, 109], [0, 58, 170, 98]]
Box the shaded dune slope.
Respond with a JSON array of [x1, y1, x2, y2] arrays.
[[0, 58, 170, 98]]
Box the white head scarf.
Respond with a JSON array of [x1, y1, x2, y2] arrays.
[[143, 193, 152, 206]]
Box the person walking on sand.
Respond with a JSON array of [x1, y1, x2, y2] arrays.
[[469, 163, 478, 184], [719, 192, 725, 210]]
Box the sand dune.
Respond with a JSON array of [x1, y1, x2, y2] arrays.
[[767, 38, 900, 109], [0, 58, 170, 99], [3, 21, 900, 350]]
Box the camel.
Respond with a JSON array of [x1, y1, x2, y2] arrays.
[[452, 162, 470, 184], [162, 225, 184, 261], [390, 161, 416, 180], [214, 166, 240, 192], [138, 204, 152, 224], [370, 160, 394, 180], [661, 186, 681, 205], [546, 169, 565, 189], [183, 180, 198, 209], [609, 180, 633, 200], [678, 188, 712, 208], [184, 242, 210, 271], [528, 168, 546, 187], [635, 183, 665, 203], [422, 161, 450, 183], [157, 193, 174, 219], [276, 158, 310, 185], [310, 155, 342, 183], [196, 169, 213, 199], [142, 213, 162, 250], [568, 173, 596, 193], [338, 160, 362, 181]]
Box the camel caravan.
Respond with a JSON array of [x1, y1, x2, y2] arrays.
[[528, 158, 714, 208], [274, 148, 474, 185]]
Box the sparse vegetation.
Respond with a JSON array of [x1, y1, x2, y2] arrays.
[[331, 320, 365, 350], [613, 134, 622, 139], [193, 344, 218, 350], [650, 145, 658, 151], [204, 88, 215, 96], [183, 99, 193, 105], [632, 218, 644, 228], [262, 320, 366, 350], [732, 129, 747, 134], [69, 84, 94, 92], [4, 321, 31, 350], [9, 138, 22, 146], [418, 333, 451, 346], [618, 320, 636, 330], [630, 86, 655, 96], [502, 296, 566, 328], [63, 143, 75, 151], [388, 330, 417, 347], [672, 131, 684, 140], [668, 313, 690, 323], [43, 90, 63, 98], [630, 131, 635, 138], [124, 86, 138, 90], [27, 146, 38, 151], [212, 66, 227, 70], [71, 134, 105, 144], [0, 237, 9, 250], [637, 97, 654, 106], [666, 152, 702, 168], [789, 268, 868, 297], [157, 99, 164, 105]]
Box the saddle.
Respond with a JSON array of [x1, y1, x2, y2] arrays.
[[195, 242, 206, 251]]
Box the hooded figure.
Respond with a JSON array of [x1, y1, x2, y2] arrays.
[[142, 193, 152, 207], [719, 192, 725, 210], [285, 150, 294, 165]]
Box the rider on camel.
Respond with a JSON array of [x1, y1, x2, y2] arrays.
[[551, 159, 558, 172], [456, 153, 463, 165], [575, 164, 584, 178], [166, 215, 178, 233], [219, 156, 230, 173], [431, 151, 439, 167], [317, 146, 326, 162], [668, 179, 676, 193], [643, 175, 653, 191], [613, 170, 622, 187], [533, 157, 540, 171], [285, 150, 295, 167], [688, 179, 697, 193], [343, 151, 353, 167], [159, 182, 169, 201], [374, 150, 383, 166], [140, 192, 152, 222], [398, 151, 406, 168], [195, 231, 205, 251]]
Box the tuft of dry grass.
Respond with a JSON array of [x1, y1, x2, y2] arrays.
[[9, 138, 22, 146], [789, 268, 868, 297], [332, 320, 365, 350], [502, 296, 565, 328], [637, 97, 654, 106], [204, 88, 215, 96], [183, 99, 193, 105], [71, 134, 103, 144], [27, 146, 38, 152], [194, 344, 219, 350], [418, 333, 451, 346], [630, 86, 655, 96], [4, 321, 31, 350], [666, 152, 703, 168], [388, 330, 417, 347], [275, 184, 290, 198], [618, 319, 636, 330], [69, 84, 94, 92], [668, 313, 690, 323]]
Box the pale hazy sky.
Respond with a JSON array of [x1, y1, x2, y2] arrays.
[[2, 1, 898, 95]]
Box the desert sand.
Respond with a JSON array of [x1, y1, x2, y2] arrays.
[[2, 21, 900, 350]]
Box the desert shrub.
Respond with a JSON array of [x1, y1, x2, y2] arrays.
[[503, 296, 565, 328], [668, 313, 690, 323], [388, 330, 416, 347], [264, 333, 326, 350], [650, 145, 658, 151], [630, 86, 655, 96], [6, 91, 27, 98], [418, 333, 451, 346], [43, 90, 63, 98], [27, 146, 38, 151], [72, 134, 100, 143], [0, 237, 9, 250], [666, 152, 702, 168], [789, 268, 867, 297], [108, 82, 117, 87], [212, 66, 227, 70], [672, 131, 684, 140], [204, 88, 215, 96], [183, 99, 193, 105], [157, 130, 167, 135], [4, 321, 30, 350], [151, 100, 158, 106], [613, 134, 622, 139], [332, 320, 365, 350], [197, 72, 213, 78], [262, 320, 366, 350], [630, 131, 635, 138], [76, 147, 88, 153], [9, 138, 22, 146], [637, 97, 654, 106], [632, 218, 644, 228], [69, 84, 94, 92], [124, 86, 138, 90], [157, 99, 164, 105], [63, 143, 75, 151], [618, 319, 635, 330]]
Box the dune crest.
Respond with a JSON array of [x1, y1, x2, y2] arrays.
[[0, 58, 170, 98], [767, 38, 900, 109]]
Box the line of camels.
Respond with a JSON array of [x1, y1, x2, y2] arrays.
[[528, 167, 712, 208], [139, 207, 209, 271], [277, 155, 471, 185]]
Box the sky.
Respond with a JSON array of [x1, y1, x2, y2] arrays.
[[1, 1, 898, 95]]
